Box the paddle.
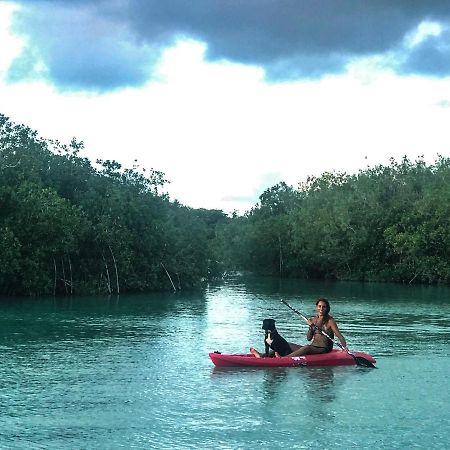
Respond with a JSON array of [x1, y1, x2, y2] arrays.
[[280, 299, 376, 368]]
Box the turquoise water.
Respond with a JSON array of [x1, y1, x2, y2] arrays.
[[1, 277, 449, 449]]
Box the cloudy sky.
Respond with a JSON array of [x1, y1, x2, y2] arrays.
[[1, 1, 450, 213]]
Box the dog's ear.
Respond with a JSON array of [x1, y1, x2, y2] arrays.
[[262, 318, 276, 330]]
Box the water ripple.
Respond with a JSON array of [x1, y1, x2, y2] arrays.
[[1, 280, 450, 448]]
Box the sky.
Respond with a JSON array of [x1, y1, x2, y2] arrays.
[[1, 1, 450, 214]]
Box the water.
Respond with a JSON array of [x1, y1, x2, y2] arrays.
[[1, 277, 449, 449]]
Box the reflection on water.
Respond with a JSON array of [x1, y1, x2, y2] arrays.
[[261, 368, 289, 401], [302, 367, 336, 403]]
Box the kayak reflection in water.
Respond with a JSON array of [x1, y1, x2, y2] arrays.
[[250, 298, 348, 358]]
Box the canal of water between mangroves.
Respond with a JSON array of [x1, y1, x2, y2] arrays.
[[1, 276, 449, 449]]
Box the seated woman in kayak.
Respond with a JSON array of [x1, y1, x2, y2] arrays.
[[249, 298, 348, 358], [286, 298, 348, 357]]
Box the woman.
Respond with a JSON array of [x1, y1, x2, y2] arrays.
[[286, 298, 348, 357]]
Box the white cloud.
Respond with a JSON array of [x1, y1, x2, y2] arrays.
[[405, 21, 443, 49], [0, 3, 22, 73]]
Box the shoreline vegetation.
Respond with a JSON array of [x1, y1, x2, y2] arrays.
[[1, 113, 450, 296]]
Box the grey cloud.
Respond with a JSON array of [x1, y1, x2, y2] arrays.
[[398, 30, 450, 76], [6, 1, 450, 91], [7, 2, 160, 91]]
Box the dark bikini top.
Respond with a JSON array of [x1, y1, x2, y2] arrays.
[[311, 316, 334, 340]]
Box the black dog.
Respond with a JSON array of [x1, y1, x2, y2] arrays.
[[262, 318, 292, 357]]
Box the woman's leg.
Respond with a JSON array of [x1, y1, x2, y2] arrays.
[[288, 342, 302, 351], [249, 347, 263, 358], [287, 345, 328, 357]]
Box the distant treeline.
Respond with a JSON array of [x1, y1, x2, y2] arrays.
[[214, 157, 450, 284], [0, 114, 228, 295], [2, 113, 450, 296]]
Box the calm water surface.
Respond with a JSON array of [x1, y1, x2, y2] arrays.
[[1, 277, 449, 449]]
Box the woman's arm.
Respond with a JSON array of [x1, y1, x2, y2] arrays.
[[306, 317, 315, 341]]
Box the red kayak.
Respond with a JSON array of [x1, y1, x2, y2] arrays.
[[209, 349, 376, 367]]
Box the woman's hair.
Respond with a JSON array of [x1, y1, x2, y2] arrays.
[[316, 298, 330, 316]]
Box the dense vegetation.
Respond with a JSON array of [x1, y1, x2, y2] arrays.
[[214, 157, 450, 284], [2, 113, 450, 295], [0, 114, 228, 295]]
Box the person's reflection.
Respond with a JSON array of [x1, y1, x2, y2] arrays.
[[302, 367, 336, 403], [261, 368, 288, 401]]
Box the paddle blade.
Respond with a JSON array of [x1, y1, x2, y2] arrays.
[[353, 355, 377, 368]]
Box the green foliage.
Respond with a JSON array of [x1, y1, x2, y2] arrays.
[[214, 182, 300, 275], [213, 156, 450, 284], [0, 113, 217, 295], [3, 110, 449, 293], [0, 226, 21, 292]]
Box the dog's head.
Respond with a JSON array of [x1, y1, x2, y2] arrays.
[[262, 318, 276, 331]]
